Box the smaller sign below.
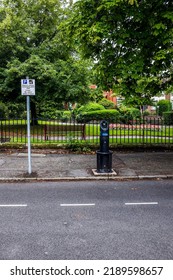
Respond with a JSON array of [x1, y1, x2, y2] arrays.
[[21, 79, 35, 96]]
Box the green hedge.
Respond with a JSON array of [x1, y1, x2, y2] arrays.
[[157, 100, 172, 116], [119, 107, 141, 124], [61, 111, 71, 121], [40, 109, 63, 119], [38, 100, 64, 119], [76, 109, 120, 123], [76, 102, 105, 115], [163, 111, 173, 125], [98, 98, 115, 109]]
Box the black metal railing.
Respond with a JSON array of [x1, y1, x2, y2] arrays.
[[0, 117, 173, 146]]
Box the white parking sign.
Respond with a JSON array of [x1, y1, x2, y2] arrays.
[[21, 79, 35, 95]]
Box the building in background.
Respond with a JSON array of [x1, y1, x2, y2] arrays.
[[89, 85, 172, 112]]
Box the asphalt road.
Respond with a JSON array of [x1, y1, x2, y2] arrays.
[[0, 180, 173, 260]]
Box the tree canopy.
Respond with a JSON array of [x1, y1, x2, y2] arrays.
[[70, 0, 173, 105], [0, 0, 92, 117], [1, 0, 173, 114]]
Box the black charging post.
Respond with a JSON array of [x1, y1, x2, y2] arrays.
[[96, 120, 113, 173]]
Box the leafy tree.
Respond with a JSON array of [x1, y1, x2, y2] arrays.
[[0, 0, 92, 120], [69, 0, 173, 104], [0, 101, 8, 118]]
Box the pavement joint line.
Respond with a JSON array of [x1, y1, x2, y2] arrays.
[[13, 153, 46, 157], [125, 202, 158, 205], [60, 203, 95, 207], [0, 204, 27, 207]]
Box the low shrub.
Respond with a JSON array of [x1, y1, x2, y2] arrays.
[[157, 100, 172, 116], [98, 98, 115, 109], [143, 110, 150, 116], [40, 109, 63, 119], [60, 111, 71, 122], [39, 101, 64, 119], [119, 107, 141, 124], [76, 102, 105, 115], [76, 109, 120, 123]]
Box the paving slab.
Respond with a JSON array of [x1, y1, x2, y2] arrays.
[[0, 151, 173, 181]]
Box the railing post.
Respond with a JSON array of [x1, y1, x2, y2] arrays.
[[0, 118, 3, 142], [81, 123, 86, 140], [44, 124, 48, 141]]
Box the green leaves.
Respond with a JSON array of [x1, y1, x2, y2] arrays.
[[69, 0, 173, 104], [0, 0, 92, 110]]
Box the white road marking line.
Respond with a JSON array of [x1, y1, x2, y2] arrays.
[[125, 202, 158, 205], [0, 204, 27, 207], [60, 204, 95, 207]]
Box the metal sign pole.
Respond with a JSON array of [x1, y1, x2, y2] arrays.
[[26, 79, 32, 174], [21, 76, 35, 174]]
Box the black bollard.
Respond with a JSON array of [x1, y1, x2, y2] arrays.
[[96, 120, 113, 173]]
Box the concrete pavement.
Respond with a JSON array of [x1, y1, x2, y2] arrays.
[[0, 150, 173, 181]]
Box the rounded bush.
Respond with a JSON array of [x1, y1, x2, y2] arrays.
[[98, 98, 115, 109], [77, 102, 105, 115], [39, 100, 64, 119], [76, 109, 120, 123], [143, 110, 150, 116], [40, 109, 63, 119], [157, 100, 172, 116], [119, 107, 141, 123], [60, 111, 71, 122]]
